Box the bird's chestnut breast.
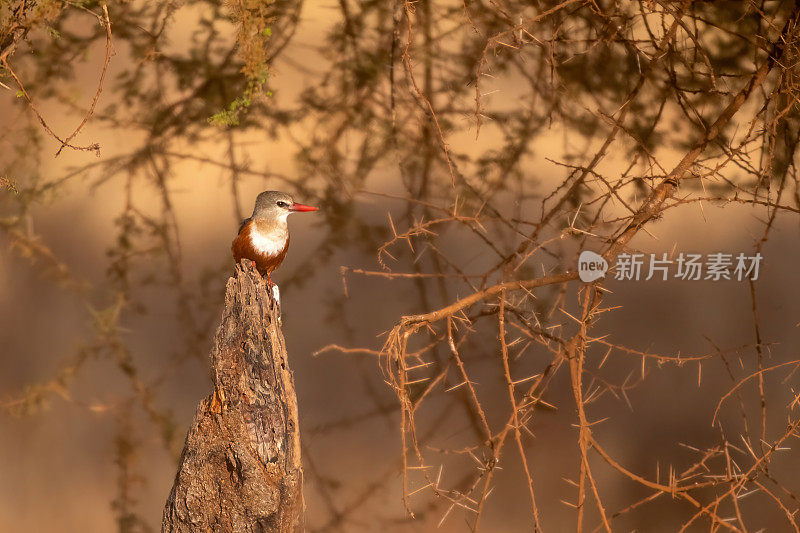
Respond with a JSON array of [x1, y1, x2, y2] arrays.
[[232, 220, 290, 276]]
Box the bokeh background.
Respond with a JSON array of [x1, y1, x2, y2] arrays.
[[2, 0, 800, 531]]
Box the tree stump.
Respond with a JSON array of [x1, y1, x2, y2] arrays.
[[162, 262, 303, 532]]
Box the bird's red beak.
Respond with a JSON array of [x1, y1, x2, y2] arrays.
[[289, 202, 318, 212]]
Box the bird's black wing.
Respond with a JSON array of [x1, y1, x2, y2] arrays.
[[237, 217, 252, 235]]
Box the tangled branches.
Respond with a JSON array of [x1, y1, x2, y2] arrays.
[[348, 0, 800, 530]]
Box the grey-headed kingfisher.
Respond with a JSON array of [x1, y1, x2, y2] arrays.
[[232, 191, 318, 283]]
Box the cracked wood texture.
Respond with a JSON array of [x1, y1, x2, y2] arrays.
[[162, 262, 303, 532]]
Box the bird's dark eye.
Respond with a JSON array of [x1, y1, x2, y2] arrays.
[[276, 201, 288, 207]]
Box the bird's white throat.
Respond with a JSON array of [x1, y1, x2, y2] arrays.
[[249, 219, 288, 256]]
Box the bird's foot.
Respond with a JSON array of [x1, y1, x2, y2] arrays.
[[269, 279, 282, 325], [264, 273, 281, 319], [271, 284, 281, 306]]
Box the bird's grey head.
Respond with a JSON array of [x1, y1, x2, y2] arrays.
[[252, 191, 296, 221], [251, 190, 318, 223]]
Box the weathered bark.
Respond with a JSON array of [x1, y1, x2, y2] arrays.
[[162, 262, 303, 532]]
